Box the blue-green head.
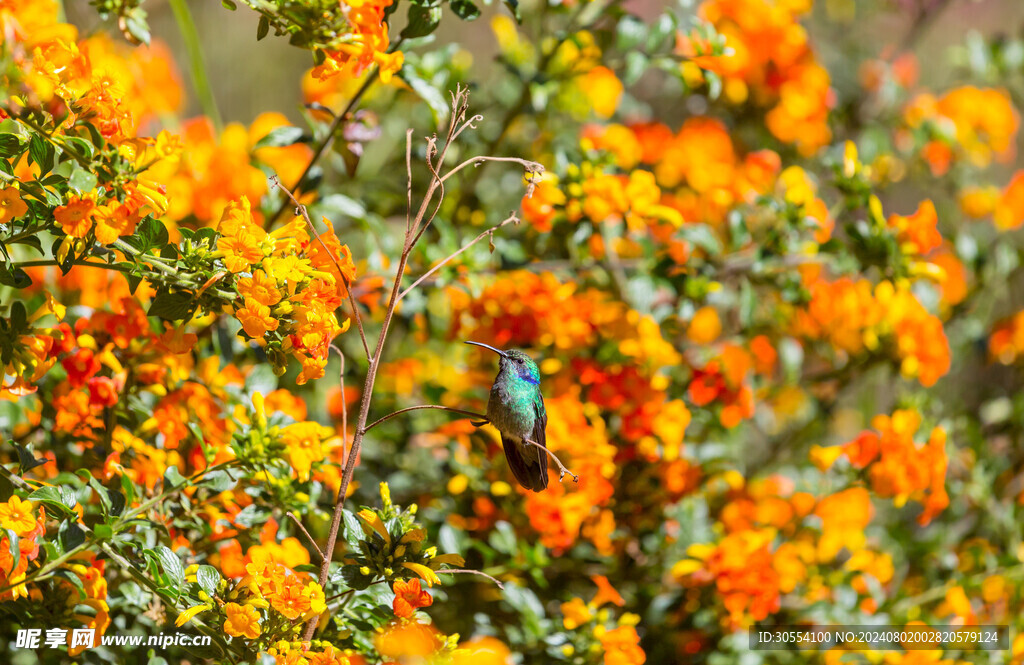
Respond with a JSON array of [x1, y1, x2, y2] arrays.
[[465, 341, 540, 385]]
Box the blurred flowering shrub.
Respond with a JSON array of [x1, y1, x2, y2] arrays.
[[4, 0, 1024, 663]]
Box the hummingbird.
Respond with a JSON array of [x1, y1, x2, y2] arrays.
[[465, 341, 549, 492]]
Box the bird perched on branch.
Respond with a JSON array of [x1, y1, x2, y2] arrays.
[[466, 341, 549, 492]]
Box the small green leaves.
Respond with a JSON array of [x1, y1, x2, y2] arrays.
[[148, 289, 198, 321], [196, 565, 220, 596], [28, 486, 77, 516], [257, 15, 270, 40], [123, 217, 171, 255], [27, 135, 55, 176], [450, 0, 480, 21], [254, 126, 305, 150], [402, 3, 443, 39], [0, 133, 23, 159]]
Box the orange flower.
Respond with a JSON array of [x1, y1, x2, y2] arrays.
[[392, 578, 432, 618], [888, 199, 942, 255], [235, 298, 279, 339], [55, 193, 96, 237], [994, 170, 1024, 231], [0, 186, 28, 224], [237, 270, 282, 307], [600, 626, 646, 665], [591, 575, 626, 608], [223, 602, 261, 639], [687, 306, 722, 344]]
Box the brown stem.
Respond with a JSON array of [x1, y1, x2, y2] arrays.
[[269, 174, 371, 361], [396, 213, 521, 303], [365, 405, 488, 432], [302, 85, 541, 641], [287, 511, 324, 561], [264, 70, 378, 230]]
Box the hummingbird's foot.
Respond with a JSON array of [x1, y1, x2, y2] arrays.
[[470, 419, 489, 427]]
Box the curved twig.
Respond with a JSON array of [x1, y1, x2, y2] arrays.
[[435, 568, 505, 589], [397, 213, 520, 302], [364, 405, 488, 432]]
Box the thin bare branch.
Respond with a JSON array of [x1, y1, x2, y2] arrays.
[[398, 213, 520, 303], [441, 156, 544, 185], [269, 174, 371, 361], [436, 568, 505, 590], [265, 69, 379, 229], [405, 129, 414, 236], [329, 343, 348, 458], [365, 405, 488, 432], [287, 512, 324, 561], [524, 437, 579, 483]]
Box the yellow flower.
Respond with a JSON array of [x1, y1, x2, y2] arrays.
[[0, 496, 36, 536], [175, 603, 212, 627], [303, 581, 327, 615], [401, 562, 441, 587], [223, 602, 261, 639]]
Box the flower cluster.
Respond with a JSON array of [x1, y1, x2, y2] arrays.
[[214, 197, 355, 384], [559, 577, 646, 665], [683, 0, 834, 155], [903, 86, 1019, 175], [795, 275, 951, 386], [310, 0, 404, 84], [813, 409, 949, 525]]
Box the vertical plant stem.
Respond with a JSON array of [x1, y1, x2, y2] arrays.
[[169, 0, 223, 132]]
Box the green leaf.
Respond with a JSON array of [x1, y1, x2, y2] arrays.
[[68, 168, 98, 193], [28, 486, 76, 515], [28, 135, 55, 176], [221, 0, 237, 8], [200, 470, 236, 493], [399, 69, 449, 125], [148, 290, 197, 321], [503, 0, 521, 21], [254, 126, 305, 150], [54, 567, 85, 598], [153, 545, 185, 589], [2, 529, 19, 572], [60, 522, 86, 551], [62, 137, 95, 160], [125, 15, 151, 45], [401, 3, 443, 38], [93, 523, 113, 539], [257, 15, 270, 40], [450, 0, 480, 20], [0, 264, 32, 289], [12, 442, 47, 474], [196, 565, 220, 595], [342, 509, 364, 550], [9, 301, 26, 331], [0, 133, 23, 159], [123, 216, 170, 255], [58, 484, 77, 511], [234, 504, 269, 528]]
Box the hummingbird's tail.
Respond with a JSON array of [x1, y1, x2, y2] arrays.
[[501, 433, 549, 492]]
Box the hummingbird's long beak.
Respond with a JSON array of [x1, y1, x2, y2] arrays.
[[465, 341, 508, 358]]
